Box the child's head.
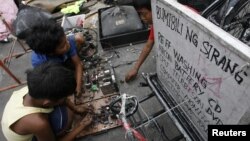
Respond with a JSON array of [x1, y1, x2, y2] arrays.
[[25, 20, 70, 55], [27, 61, 76, 103], [134, 0, 152, 25]]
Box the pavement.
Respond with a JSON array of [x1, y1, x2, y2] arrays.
[[0, 1, 184, 141]]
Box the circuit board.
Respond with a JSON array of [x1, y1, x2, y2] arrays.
[[69, 89, 121, 138], [69, 56, 122, 138], [71, 93, 122, 138]]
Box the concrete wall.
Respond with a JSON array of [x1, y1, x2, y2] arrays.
[[152, 0, 250, 139]]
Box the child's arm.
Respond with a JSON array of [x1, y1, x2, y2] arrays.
[[125, 39, 154, 82], [71, 54, 84, 96], [65, 97, 93, 114], [31, 106, 92, 141], [74, 33, 85, 50], [28, 114, 56, 141], [58, 114, 92, 141]]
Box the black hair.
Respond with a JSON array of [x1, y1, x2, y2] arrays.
[[26, 61, 76, 101], [25, 20, 65, 54], [14, 0, 21, 8], [133, 0, 151, 11]]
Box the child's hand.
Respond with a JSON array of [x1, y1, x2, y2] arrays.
[[75, 87, 85, 98], [125, 67, 138, 82], [75, 90, 82, 98], [74, 104, 94, 114], [79, 113, 93, 128], [75, 33, 85, 49]]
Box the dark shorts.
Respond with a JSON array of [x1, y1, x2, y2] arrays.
[[32, 106, 68, 141]]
